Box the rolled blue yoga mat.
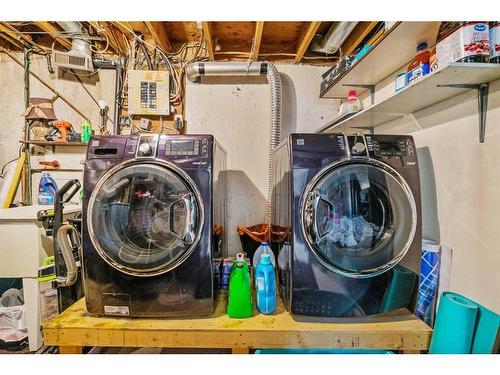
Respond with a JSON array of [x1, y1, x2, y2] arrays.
[[379, 265, 417, 313], [430, 291, 499, 354], [471, 301, 500, 354]]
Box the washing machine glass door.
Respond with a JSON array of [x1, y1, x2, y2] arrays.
[[302, 160, 417, 278], [88, 161, 203, 276]]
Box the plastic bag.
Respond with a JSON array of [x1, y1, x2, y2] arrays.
[[0, 289, 26, 331]]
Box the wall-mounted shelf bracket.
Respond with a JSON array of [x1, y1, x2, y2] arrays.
[[437, 82, 489, 143], [352, 126, 375, 134], [343, 84, 376, 106]]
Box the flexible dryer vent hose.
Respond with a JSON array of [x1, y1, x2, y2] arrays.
[[186, 61, 282, 225], [265, 63, 282, 224]]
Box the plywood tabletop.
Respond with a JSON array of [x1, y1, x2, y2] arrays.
[[43, 293, 432, 352]]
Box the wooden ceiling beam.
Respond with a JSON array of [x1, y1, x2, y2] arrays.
[[250, 21, 264, 61], [35, 22, 72, 49], [144, 22, 171, 52], [113, 21, 136, 39], [202, 21, 214, 61], [94, 21, 124, 55], [340, 21, 379, 56], [0, 23, 29, 49], [294, 21, 321, 64], [0, 31, 25, 50]]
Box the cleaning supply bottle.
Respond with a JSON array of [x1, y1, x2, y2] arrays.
[[338, 90, 362, 117], [227, 253, 253, 318], [406, 42, 430, 85], [38, 173, 58, 205], [252, 242, 276, 268], [81, 121, 92, 143], [255, 253, 276, 314]]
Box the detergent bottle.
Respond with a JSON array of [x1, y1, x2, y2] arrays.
[[227, 253, 253, 318], [252, 242, 276, 269], [38, 173, 58, 205], [255, 253, 276, 314], [406, 42, 430, 85]]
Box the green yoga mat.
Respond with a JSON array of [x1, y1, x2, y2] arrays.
[[429, 291, 500, 354], [379, 266, 417, 313]]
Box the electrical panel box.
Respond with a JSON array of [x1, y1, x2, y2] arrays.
[[127, 70, 170, 115]]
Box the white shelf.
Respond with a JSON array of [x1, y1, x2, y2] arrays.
[[320, 22, 441, 99], [319, 63, 500, 133]]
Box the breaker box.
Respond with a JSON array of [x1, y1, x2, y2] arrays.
[[127, 70, 170, 115]]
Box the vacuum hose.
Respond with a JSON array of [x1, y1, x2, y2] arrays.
[[54, 224, 81, 287]]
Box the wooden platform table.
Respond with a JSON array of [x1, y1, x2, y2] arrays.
[[43, 293, 432, 354]]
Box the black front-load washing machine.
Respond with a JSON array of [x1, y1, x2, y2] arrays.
[[82, 134, 226, 317], [271, 133, 421, 321]]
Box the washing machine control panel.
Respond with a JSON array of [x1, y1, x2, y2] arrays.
[[136, 134, 158, 157], [164, 138, 207, 156]]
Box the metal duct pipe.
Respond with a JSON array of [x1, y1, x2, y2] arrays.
[[265, 63, 282, 224], [56, 21, 92, 56], [310, 21, 358, 54], [186, 62, 267, 83], [186, 61, 282, 224]]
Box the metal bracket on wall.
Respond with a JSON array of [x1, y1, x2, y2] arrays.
[[352, 126, 375, 134], [343, 84, 376, 106], [437, 83, 489, 143]]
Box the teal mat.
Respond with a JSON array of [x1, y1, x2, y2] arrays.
[[429, 291, 499, 354], [379, 265, 417, 313], [254, 349, 393, 354]]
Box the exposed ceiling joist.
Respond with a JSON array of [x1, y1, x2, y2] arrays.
[[113, 21, 136, 39], [35, 22, 72, 49], [250, 21, 264, 60], [0, 22, 45, 51], [202, 22, 214, 61], [341, 21, 379, 56], [294, 21, 321, 64], [144, 22, 171, 52], [95, 21, 124, 55], [0, 23, 28, 50]]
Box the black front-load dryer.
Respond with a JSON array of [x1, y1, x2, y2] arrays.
[[82, 134, 226, 317], [271, 133, 421, 321]]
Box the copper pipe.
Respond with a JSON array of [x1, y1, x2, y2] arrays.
[[0, 47, 92, 123]]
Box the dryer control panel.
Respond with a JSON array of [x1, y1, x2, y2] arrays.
[[366, 136, 415, 157], [366, 134, 417, 168]]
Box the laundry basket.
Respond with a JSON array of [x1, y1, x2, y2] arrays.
[[237, 224, 270, 260]]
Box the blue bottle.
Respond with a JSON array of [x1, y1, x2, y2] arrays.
[[252, 242, 276, 269], [255, 253, 276, 314], [38, 173, 58, 205]]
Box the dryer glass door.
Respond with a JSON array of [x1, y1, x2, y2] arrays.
[[302, 161, 417, 278], [88, 162, 203, 276]]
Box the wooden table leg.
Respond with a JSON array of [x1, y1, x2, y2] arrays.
[[232, 347, 250, 354], [59, 346, 83, 354]]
